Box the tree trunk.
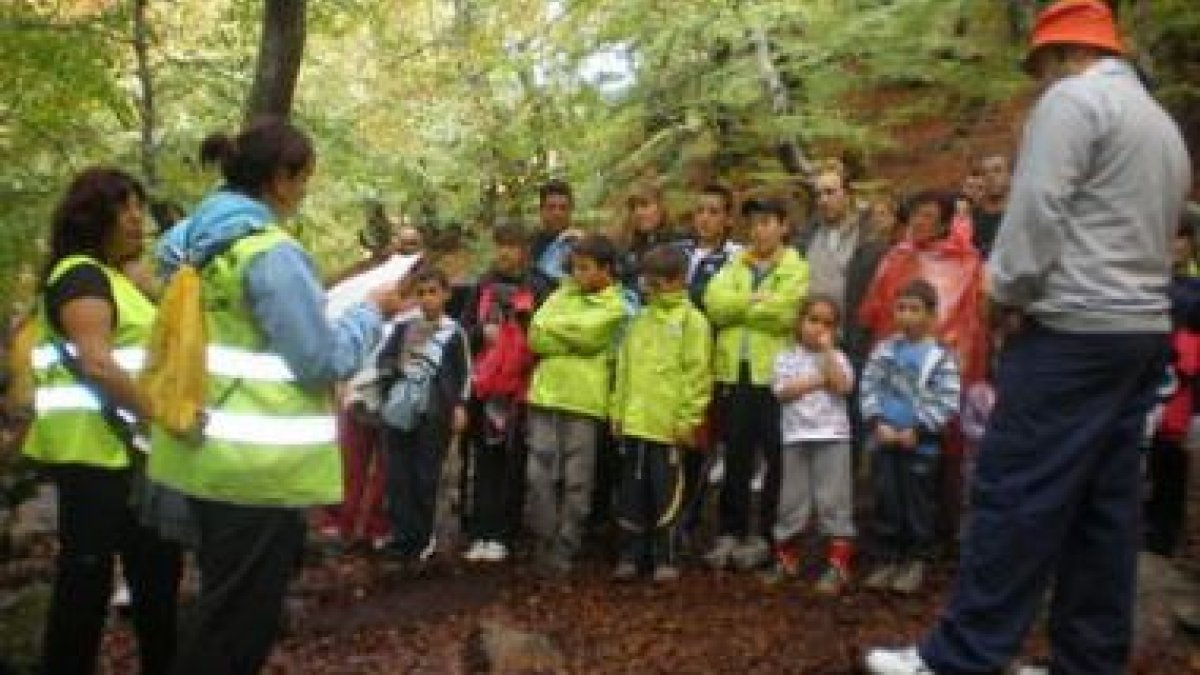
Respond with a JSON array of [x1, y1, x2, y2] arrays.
[[748, 24, 814, 180], [132, 0, 156, 189], [245, 0, 307, 121]]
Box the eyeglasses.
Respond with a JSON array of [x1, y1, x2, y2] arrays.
[[816, 188, 842, 197]]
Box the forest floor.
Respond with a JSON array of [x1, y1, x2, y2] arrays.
[[84, 503, 1200, 674]]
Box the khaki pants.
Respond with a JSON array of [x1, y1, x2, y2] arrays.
[[525, 407, 598, 558]]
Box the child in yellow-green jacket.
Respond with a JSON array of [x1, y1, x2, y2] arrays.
[[609, 245, 712, 582], [703, 198, 808, 572], [525, 234, 629, 576]]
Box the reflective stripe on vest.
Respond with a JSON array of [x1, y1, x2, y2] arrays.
[[204, 410, 335, 445], [31, 345, 147, 373], [148, 227, 343, 507], [22, 256, 155, 469], [206, 344, 297, 381]]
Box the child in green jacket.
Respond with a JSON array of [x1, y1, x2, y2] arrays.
[[610, 245, 713, 582], [525, 234, 628, 575], [703, 198, 809, 572]]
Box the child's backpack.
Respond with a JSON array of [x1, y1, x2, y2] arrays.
[[381, 318, 457, 432], [471, 283, 534, 401]]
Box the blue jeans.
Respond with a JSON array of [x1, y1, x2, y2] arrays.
[[920, 325, 1166, 674]]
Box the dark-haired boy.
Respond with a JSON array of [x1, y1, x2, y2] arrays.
[[703, 198, 808, 571], [610, 245, 712, 582], [525, 234, 629, 574], [686, 184, 743, 310], [531, 180, 579, 287], [377, 268, 472, 564], [859, 279, 961, 595], [460, 225, 552, 562]]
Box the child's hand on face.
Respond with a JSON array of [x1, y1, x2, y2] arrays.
[[816, 327, 835, 352]]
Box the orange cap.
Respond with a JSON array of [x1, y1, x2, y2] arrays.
[[1029, 0, 1124, 58]]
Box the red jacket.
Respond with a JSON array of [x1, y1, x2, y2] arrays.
[[1160, 329, 1200, 442]]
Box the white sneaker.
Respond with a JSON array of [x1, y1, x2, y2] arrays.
[[731, 536, 770, 571], [480, 541, 509, 562], [863, 646, 933, 675], [704, 535, 739, 569], [462, 540, 489, 562]]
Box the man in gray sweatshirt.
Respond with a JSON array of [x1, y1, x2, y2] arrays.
[[865, 1, 1192, 674]]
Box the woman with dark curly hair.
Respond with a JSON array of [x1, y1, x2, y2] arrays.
[[22, 167, 181, 675]]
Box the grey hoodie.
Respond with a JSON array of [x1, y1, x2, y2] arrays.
[[988, 58, 1192, 333]]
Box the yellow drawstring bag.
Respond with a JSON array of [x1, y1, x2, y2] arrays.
[[6, 314, 37, 415], [139, 264, 206, 436]]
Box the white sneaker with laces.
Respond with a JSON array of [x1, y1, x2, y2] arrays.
[[863, 646, 933, 675]]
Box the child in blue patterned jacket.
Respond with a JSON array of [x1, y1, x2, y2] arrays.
[[859, 279, 961, 595]]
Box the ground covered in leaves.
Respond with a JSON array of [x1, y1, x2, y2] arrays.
[[87, 538, 1200, 674]]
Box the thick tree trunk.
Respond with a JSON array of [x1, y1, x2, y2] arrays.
[[132, 0, 156, 189], [245, 0, 307, 121]]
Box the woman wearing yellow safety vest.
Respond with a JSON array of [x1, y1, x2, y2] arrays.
[[150, 119, 403, 674], [23, 168, 181, 675]]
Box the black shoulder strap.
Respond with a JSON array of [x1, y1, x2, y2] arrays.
[[50, 340, 141, 453]]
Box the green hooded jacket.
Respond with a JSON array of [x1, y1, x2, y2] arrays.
[[704, 247, 808, 385], [610, 290, 712, 445], [527, 281, 627, 418]]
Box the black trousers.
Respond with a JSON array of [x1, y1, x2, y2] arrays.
[[717, 365, 782, 540], [384, 421, 451, 556], [615, 439, 684, 567], [467, 401, 527, 543], [172, 500, 306, 675], [871, 446, 940, 561], [1145, 436, 1188, 556], [43, 465, 181, 675]]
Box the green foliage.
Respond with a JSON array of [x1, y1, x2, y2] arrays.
[[0, 0, 1194, 317]]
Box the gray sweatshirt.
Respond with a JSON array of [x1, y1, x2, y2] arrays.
[[988, 58, 1192, 333]]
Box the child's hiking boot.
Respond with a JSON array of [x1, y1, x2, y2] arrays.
[[891, 560, 926, 595], [732, 536, 771, 571], [612, 559, 638, 582], [704, 535, 739, 570], [815, 538, 853, 595], [864, 563, 898, 590], [652, 565, 680, 583]]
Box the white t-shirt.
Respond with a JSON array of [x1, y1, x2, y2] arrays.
[[772, 344, 854, 443]]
